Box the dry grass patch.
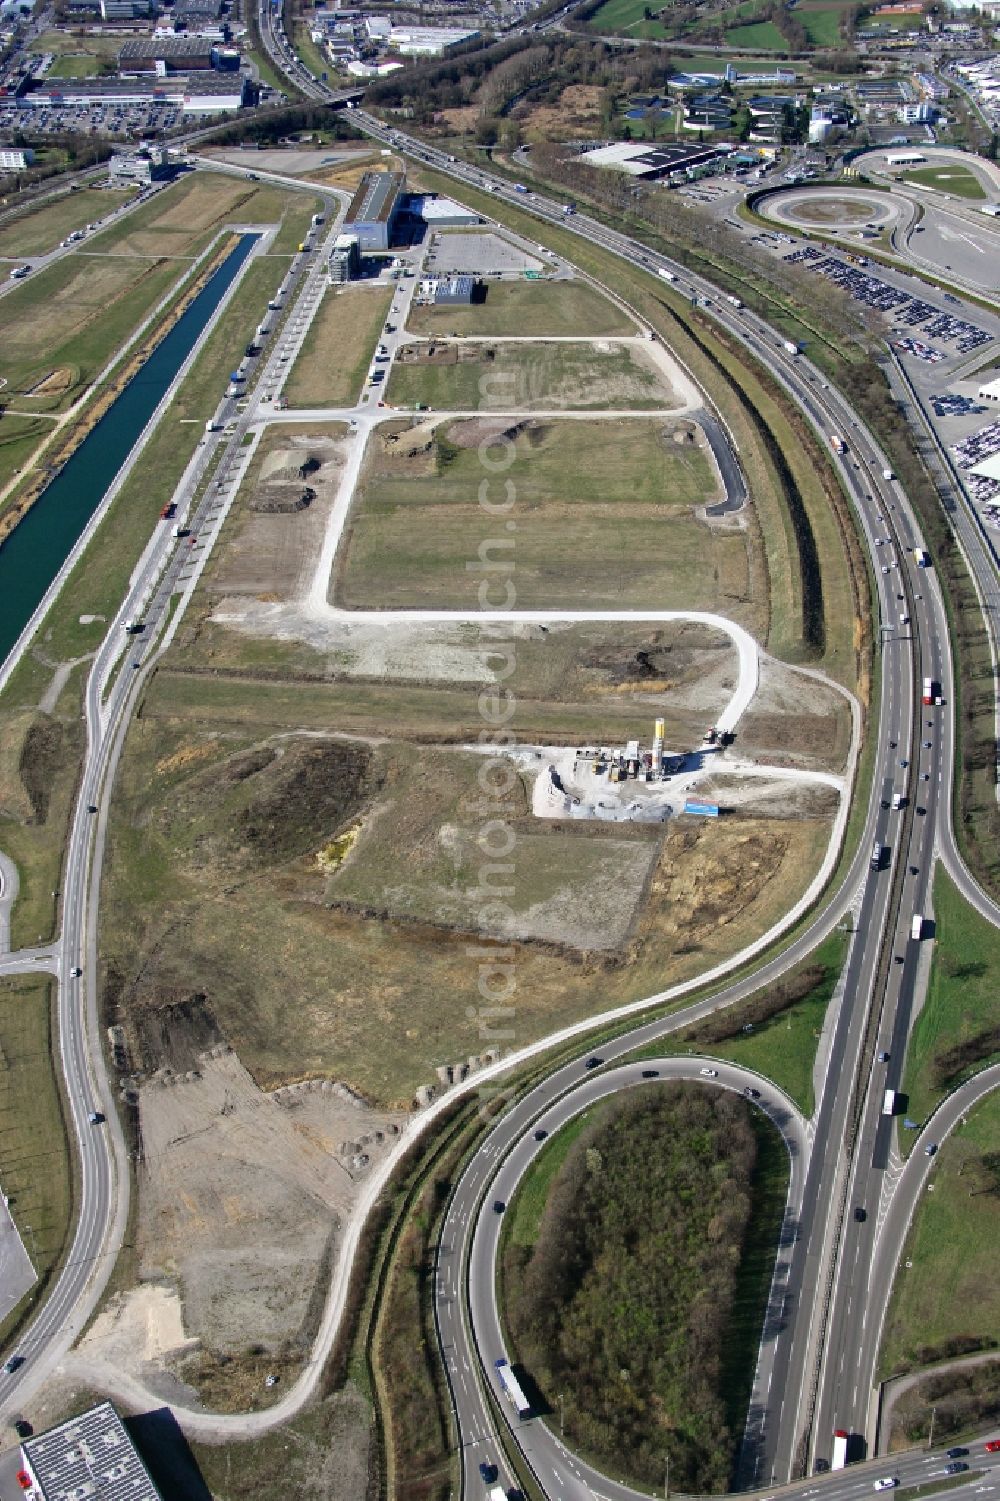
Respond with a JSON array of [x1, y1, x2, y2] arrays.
[[406, 278, 635, 338], [284, 284, 393, 408]]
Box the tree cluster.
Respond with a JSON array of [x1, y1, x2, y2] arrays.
[[503, 1086, 758, 1493]]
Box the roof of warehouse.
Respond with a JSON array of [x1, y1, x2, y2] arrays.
[[21, 1402, 162, 1501], [119, 35, 214, 56], [345, 171, 404, 225]]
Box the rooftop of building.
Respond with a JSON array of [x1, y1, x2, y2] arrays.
[[345, 169, 404, 225], [21, 1402, 161, 1501], [119, 34, 216, 56]]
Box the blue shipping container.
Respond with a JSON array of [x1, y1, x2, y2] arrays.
[[684, 801, 719, 817]]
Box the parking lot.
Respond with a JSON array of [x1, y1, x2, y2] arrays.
[[782, 245, 992, 358], [0, 97, 225, 138]]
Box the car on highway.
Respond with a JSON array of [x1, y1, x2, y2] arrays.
[[13, 1418, 32, 1437], [584, 1057, 602, 1069], [699, 1067, 718, 1078], [743, 1086, 761, 1098], [984, 1441, 1000, 1453], [641, 1069, 659, 1078], [3, 1355, 24, 1374], [945, 1448, 967, 1459], [944, 1462, 967, 1474], [88, 1111, 105, 1125], [924, 1142, 937, 1156], [922, 740, 932, 748], [873, 1479, 898, 1491], [71, 967, 82, 978], [492, 1199, 505, 1214], [854, 1206, 866, 1222], [533, 1129, 547, 1141], [479, 1463, 498, 1484], [877, 1050, 890, 1062]]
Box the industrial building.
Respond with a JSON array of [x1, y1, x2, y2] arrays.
[[328, 232, 360, 282], [118, 35, 218, 73], [406, 193, 480, 227], [26, 74, 253, 112], [576, 140, 737, 181], [434, 274, 475, 305], [342, 170, 404, 251], [18, 1401, 162, 1501], [108, 145, 174, 185], [388, 25, 479, 55]]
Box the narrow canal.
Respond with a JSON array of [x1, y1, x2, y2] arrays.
[[0, 232, 258, 669]]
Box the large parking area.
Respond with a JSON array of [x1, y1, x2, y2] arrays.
[[782, 245, 992, 357], [0, 98, 226, 137]]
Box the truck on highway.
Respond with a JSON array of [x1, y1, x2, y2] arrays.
[[882, 467, 894, 481], [658, 268, 677, 283], [883, 1089, 896, 1117], [726, 294, 743, 308], [311, 212, 325, 227], [562, 202, 576, 215], [9, 264, 30, 280], [487, 1490, 508, 1501], [913, 547, 930, 567], [830, 434, 846, 455], [922, 677, 940, 705], [782, 339, 800, 355], [495, 1357, 531, 1418], [832, 1430, 849, 1470], [870, 840, 884, 871], [911, 914, 923, 941], [513, 183, 528, 194]]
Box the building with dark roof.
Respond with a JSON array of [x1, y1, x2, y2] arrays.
[[118, 35, 217, 72], [434, 273, 475, 305], [18, 1402, 162, 1501], [343, 170, 404, 251]]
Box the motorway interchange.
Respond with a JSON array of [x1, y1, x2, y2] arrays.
[[0, 16, 998, 1500]]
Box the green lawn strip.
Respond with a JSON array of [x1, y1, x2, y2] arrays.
[[879, 1091, 1000, 1376], [0, 977, 73, 1350], [798, 6, 845, 46], [0, 414, 60, 492], [39, 254, 288, 664], [47, 54, 105, 78], [293, 18, 331, 81], [623, 927, 849, 1115], [412, 166, 863, 688], [902, 166, 986, 202], [29, 28, 122, 55], [901, 868, 1000, 1125], [0, 667, 87, 951], [0, 188, 124, 259], [505, 1106, 597, 1250]]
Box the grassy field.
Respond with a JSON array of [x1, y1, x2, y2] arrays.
[[901, 869, 1000, 1123], [29, 29, 122, 55], [797, 2, 849, 46], [724, 19, 786, 46], [406, 279, 635, 339], [584, 0, 674, 38], [0, 413, 59, 493], [0, 978, 72, 1345], [0, 253, 187, 410], [0, 188, 123, 260], [87, 173, 321, 261], [284, 284, 392, 408], [47, 53, 105, 77], [903, 166, 986, 201], [335, 417, 754, 616], [387, 340, 677, 412], [880, 1090, 1000, 1374]]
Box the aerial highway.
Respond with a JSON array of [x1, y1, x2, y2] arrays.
[[0, 13, 994, 1494]]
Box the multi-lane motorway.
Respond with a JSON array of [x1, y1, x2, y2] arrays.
[[0, 11, 996, 1494]]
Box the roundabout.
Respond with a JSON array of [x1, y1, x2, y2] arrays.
[[757, 186, 913, 243]]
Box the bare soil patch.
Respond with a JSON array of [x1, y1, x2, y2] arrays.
[[737, 659, 852, 774]]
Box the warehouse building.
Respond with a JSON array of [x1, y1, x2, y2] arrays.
[[576, 140, 736, 180], [108, 145, 175, 185], [407, 193, 480, 227], [434, 273, 475, 305], [27, 74, 252, 111], [18, 1401, 162, 1501], [342, 170, 404, 251], [118, 35, 217, 73], [388, 25, 479, 55]]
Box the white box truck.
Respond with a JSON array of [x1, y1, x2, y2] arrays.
[[911, 914, 923, 941]]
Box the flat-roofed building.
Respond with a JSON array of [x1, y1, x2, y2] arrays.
[[328, 232, 360, 282], [434, 273, 475, 304], [18, 1401, 162, 1501], [108, 144, 174, 184], [119, 35, 216, 72], [0, 146, 34, 169], [388, 25, 478, 55], [343, 170, 404, 251]]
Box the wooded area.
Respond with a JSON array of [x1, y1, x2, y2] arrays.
[[502, 1085, 760, 1492]]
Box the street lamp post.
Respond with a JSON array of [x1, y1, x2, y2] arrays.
[[557, 1392, 564, 1437], [665, 1451, 670, 1500]]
